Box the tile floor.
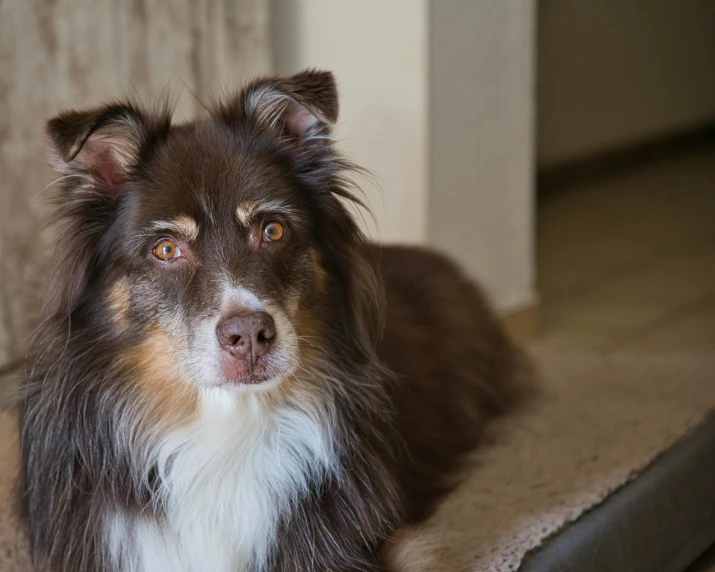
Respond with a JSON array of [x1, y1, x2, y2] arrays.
[[533, 147, 715, 571], [534, 147, 715, 353]]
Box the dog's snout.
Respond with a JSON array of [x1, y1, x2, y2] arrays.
[[217, 312, 276, 361]]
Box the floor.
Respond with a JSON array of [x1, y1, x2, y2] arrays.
[[533, 147, 715, 571], [534, 147, 715, 353]]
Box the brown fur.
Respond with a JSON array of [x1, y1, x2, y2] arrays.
[[378, 246, 531, 520], [19, 69, 533, 572]]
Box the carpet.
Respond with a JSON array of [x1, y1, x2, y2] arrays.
[[1, 349, 714, 571]]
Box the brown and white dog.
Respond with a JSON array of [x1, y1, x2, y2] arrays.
[[19, 70, 531, 572]]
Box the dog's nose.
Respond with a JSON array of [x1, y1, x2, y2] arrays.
[[216, 312, 276, 361]]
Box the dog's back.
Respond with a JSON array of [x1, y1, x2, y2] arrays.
[[378, 245, 531, 520]]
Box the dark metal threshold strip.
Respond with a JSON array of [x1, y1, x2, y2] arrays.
[[519, 413, 715, 572]]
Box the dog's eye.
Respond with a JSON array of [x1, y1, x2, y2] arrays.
[[153, 239, 180, 261], [263, 222, 285, 243]]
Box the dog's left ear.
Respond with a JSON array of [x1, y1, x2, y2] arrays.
[[220, 69, 339, 141]]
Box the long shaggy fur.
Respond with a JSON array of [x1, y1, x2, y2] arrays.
[[18, 69, 532, 572]]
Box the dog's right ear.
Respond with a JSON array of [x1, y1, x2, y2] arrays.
[[43, 102, 171, 317], [46, 102, 171, 189]]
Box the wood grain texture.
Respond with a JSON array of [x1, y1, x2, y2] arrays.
[[0, 0, 269, 364]]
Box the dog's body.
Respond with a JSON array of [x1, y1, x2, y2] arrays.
[[19, 70, 530, 572]]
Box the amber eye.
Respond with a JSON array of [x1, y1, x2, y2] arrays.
[[263, 222, 285, 242], [153, 239, 180, 261]]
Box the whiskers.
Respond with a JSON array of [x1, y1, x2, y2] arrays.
[[34, 174, 81, 197]]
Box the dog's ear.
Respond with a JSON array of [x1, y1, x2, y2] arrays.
[[46, 102, 170, 188], [219, 69, 339, 141], [43, 102, 170, 317]]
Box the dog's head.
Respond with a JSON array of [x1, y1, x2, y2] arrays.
[[42, 70, 381, 397]]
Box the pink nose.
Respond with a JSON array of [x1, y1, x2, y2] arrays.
[[216, 312, 276, 362]]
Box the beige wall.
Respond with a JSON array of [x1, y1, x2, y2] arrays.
[[271, 0, 428, 244], [273, 1, 537, 313], [429, 1, 536, 312], [539, 0, 715, 166]]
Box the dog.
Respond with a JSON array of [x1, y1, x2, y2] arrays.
[[18, 69, 532, 572]]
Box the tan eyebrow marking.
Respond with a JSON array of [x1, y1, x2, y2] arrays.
[[236, 199, 296, 226], [150, 215, 199, 240], [236, 201, 259, 226]]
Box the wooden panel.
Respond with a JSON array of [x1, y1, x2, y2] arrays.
[[0, 0, 269, 363]]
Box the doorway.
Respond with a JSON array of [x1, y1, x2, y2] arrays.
[[534, 0, 715, 353]]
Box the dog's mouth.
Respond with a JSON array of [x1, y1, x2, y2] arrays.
[[220, 354, 284, 386]]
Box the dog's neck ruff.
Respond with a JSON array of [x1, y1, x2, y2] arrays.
[[108, 387, 338, 572]]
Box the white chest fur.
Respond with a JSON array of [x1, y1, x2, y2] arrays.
[[108, 389, 337, 572]]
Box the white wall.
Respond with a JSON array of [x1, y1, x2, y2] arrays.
[[429, 1, 536, 312], [271, 0, 428, 244], [539, 0, 715, 166]]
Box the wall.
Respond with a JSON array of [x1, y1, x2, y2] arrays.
[[271, 0, 428, 244], [272, 0, 537, 313], [539, 0, 715, 166], [429, 1, 536, 312]]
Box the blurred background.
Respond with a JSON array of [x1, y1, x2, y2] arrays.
[[1, 0, 714, 368]]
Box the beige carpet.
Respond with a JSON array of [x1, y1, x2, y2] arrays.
[[1, 349, 714, 571]]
